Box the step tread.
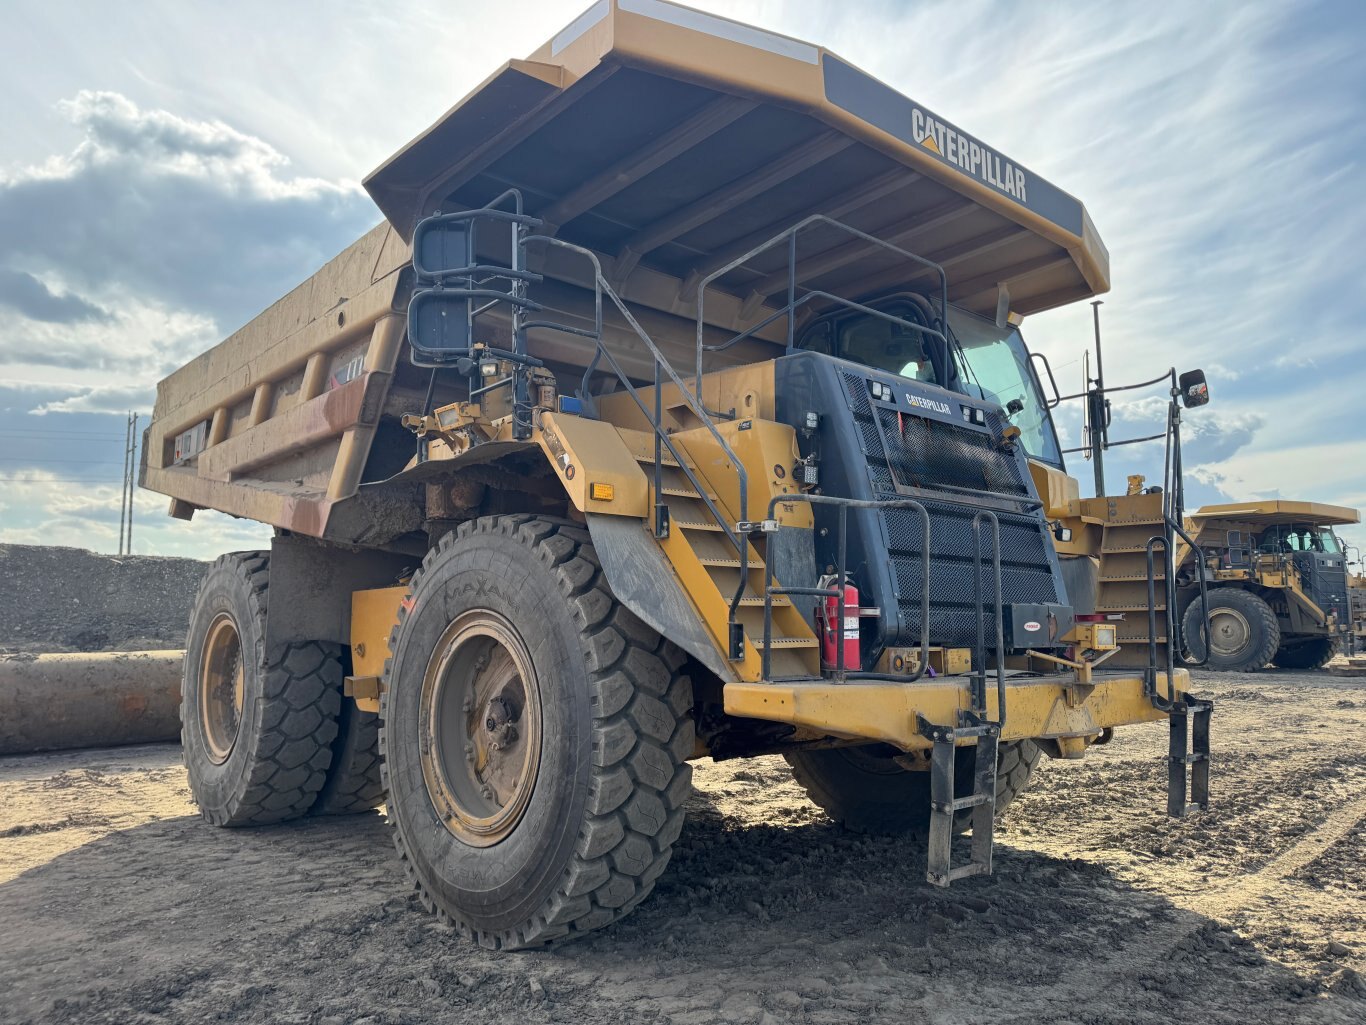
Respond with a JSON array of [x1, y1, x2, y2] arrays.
[[660, 485, 718, 501], [675, 520, 726, 532], [751, 636, 820, 650], [698, 556, 763, 568]]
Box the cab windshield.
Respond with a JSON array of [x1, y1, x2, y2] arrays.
[[794, 299, 1064, 468], [1259, 525, 1342, 553], [948, 310, 1064, 468]]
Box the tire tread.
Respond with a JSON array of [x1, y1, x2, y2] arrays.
[[379, 515, 693, 949]]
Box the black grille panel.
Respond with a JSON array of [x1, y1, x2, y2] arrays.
[[839, 370, 1063, 649], [877, 407, 1030, 496]]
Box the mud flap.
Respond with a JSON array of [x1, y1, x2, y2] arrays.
[[586, 513, 737, 684]]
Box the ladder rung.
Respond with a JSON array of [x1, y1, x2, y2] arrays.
[[1098, 603, 1166, 612], [944, 863, 992, 883], [738, 596, 791, 607], [698, 557, 762, 568], [945, 793, 991, 812], [1100, 574, 1165, 583]]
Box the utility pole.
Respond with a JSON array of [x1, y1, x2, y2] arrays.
[[118, 412, 138, 555], [1086, 300, 1107, 498]]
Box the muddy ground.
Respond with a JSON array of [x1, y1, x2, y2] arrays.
[[1, 668, 1363, 1025]]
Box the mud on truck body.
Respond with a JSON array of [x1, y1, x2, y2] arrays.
[[142, 0, 1211, 948]]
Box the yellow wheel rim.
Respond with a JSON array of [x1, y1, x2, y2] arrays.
[[419, 610, 542, 847], [200, 613, 245, 764]]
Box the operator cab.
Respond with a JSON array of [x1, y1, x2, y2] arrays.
[[1256, 524, 1343, 555], [795, 295, 1065, 468]]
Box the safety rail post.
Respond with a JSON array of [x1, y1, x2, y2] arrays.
[[972, 510, 1006, 728], [694, 214, 952, 395]]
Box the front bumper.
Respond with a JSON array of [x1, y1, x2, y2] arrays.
[[723, 669, 1189, 750]]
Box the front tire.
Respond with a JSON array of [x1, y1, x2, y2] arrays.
[[785, 740, 1040, 836], [181, 552, 341, 826], [1182, 587, 1280, 672], [1270, 636, 1338, 670], [381, 515, 694, 949]]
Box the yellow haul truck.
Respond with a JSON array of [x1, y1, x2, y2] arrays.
[[142, 1, 1210, 949], [1175, 503, 1359, 671]]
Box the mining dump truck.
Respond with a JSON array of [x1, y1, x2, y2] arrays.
[[1172, 502, 1359, 671], [142, 0, 1210, 948]]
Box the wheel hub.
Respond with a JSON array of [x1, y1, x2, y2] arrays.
[[1208, 608, 1252, 657], [199, 612, 245, 764], [420, 610, 542, 847]]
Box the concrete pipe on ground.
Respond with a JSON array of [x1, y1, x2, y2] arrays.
[[0, 650, 185, 756]]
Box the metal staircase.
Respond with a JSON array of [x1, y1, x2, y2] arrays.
[[613, 427, 820, 681], [1095, 493, 1170, 668]]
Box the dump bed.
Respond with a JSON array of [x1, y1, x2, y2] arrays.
[[142, 0, 1111, 546]]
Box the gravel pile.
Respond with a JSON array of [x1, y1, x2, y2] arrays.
[[0, 545, 208, 653]]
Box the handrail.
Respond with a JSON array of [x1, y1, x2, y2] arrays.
[[522, 234, 754, 657], [694, 214, 952, 397], [759, 493, 932, 683], [972, 510, 1007, 729], [1145, 512, 1208, 711]]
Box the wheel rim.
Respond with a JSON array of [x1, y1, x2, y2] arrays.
[[199, 612, 245, 764], [419, 610, 542, 847], [1208, 607, 1252, 657]]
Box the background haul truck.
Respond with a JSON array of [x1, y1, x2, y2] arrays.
[[143, 1, 1211, 949]]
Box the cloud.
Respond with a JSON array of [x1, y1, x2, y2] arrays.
[[0, 89, 378, 338], [0, 470, 270, 557], [0, 268, 108, 324]]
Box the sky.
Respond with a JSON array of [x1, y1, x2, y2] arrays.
[[0, 0, 1364, 563]]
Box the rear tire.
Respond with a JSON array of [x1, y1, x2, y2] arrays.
[[1182, 588, 1279, 672], [312, 697, 385, 815], [785, 740, 1040, 836], [182, 552, 341, 826], [1270, 636, 1338, 670], [381, 515, 694, 949]]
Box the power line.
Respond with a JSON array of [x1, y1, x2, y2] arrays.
[[0, 457, 128, 464], [0, 430, 130, 439], [0, 478, 125, 484]]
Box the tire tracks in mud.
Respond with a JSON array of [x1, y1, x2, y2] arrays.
[[984, 791, 1366, 1022]]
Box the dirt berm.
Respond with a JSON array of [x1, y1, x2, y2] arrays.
[[0, 545, 206, 653]]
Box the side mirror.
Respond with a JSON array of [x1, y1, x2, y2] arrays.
[[1006, 397, 1024, 416], [1178, 369, 1210, 408]]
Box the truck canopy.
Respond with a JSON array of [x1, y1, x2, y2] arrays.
[[1191, 501, 1361, 529], [365, 0, 1109, 323]]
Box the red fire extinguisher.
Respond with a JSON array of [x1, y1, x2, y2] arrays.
[[817, 574, 862, 671]]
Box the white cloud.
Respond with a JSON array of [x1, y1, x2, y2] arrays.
[[0, 89, 377, 344]]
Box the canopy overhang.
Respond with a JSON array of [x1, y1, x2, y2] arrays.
[[365, 0, 1110, 323]]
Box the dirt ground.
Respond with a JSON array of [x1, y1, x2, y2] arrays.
[[1, 668, 1363, 1025]]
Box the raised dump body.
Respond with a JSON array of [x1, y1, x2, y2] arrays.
[[142, 0, 1208, 950]]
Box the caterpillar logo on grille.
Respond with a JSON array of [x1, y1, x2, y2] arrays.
[[907, 394, 951, 415]]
